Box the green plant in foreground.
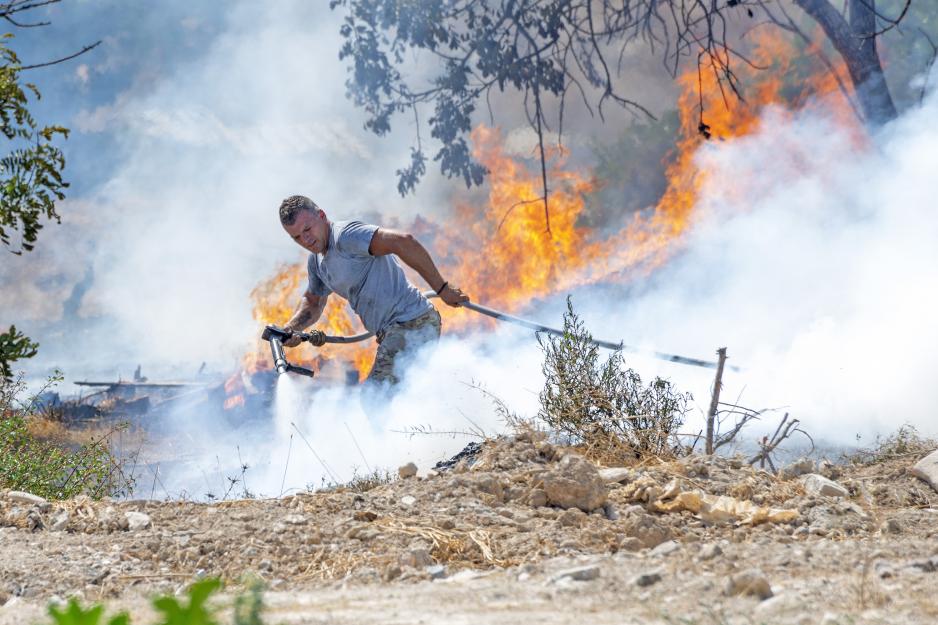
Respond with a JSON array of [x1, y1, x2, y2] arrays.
[[152, 578, 221, 625], [43, 578, 235, 625], [48, 601, 128, 625]]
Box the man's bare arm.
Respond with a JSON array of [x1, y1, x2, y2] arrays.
[[283, 292, 327, 346], [369, 229, 469, 307]]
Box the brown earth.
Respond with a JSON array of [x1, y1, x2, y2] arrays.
[[1, 432, 937, 625]]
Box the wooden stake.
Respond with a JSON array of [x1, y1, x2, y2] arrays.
[[705, 347, 728, 455]]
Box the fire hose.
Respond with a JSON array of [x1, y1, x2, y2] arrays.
[[261, 292, 733, 378]]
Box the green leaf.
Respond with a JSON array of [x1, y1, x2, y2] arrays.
[[46, 598, 128, 625], [152, 578, 222, 625]]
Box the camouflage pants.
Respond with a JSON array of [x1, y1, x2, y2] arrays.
[[366, 308, 442, 385]]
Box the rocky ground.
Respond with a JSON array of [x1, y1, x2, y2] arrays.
[[1, 431, 937, 625]]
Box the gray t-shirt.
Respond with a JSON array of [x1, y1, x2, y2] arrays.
[[306, 220, 434, 334]]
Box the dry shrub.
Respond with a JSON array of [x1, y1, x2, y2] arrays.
[[538, 298, 691, 462], [846, 424, 936, 466]]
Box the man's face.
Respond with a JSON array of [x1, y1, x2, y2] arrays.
[[283, 209, 330, 254]]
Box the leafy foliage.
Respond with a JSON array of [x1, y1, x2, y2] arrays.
[[0, 34, 69, 254], [538, 298, 691, 458], [0, 373, 134, 500], [48, 601, 128, 625], [0, 324, 38, 380], [42, 578, 264, 625], [152, 579, 222, 625]]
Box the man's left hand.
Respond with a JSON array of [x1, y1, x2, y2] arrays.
[[440, 284, 470, 307]]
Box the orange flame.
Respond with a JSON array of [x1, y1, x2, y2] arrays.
[[238, 29, 860, 383]]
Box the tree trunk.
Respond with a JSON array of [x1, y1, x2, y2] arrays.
[[794, 0, 898, 125]]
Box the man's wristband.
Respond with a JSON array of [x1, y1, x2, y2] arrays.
[[435, 281, 449, 295]]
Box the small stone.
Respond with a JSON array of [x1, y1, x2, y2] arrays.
[[354, 510, 378, 522], [881, 518, 901, 534], [557, 508, 586, 528], [400, 495, 417, 507], [911, 449, 938, 493], [124, 511, 151, 531], [259, 559, 273, 572], [550, 564, 600, 583], [528, 489, 548, 507], [282, 514, 307, 525], [426, 564, 447, 580], [26, 510, 43, 531], [439, 519, 456, 530], [400, 548, 433, 568], [818, 459, 840, 479], [724, 569, 773, 600], [598, 467, 631, 484], [802, 474, 849, 498], [650, 540, 680, 557], [6, 491, 46, 505], [698, 543, 723, 561], [603, 503, 620, 521], [779, 457, 815, 480], [632, 571, 662, 587], [541, 455, 607, 512], [398, 462, 418, 479], [619, 537, 643, 552], [384, 565, 402, 581]]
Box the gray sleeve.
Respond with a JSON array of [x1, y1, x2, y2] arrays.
[[335, 221, 378, 257], [306, 254, 331, 297]]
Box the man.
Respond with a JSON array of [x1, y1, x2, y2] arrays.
[[278, 195, 469, 384]]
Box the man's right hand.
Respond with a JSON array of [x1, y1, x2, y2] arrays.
[[282, 327, 303, 348]]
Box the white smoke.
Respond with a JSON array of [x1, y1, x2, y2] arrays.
[[576, 94, 938, 445], [3, 2, 937, 497], [156, 83, 938, 497]]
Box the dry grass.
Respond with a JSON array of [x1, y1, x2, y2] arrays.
[[849, 555, 890, 610], [377, 516, 512, 567]]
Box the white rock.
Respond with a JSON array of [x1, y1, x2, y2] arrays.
[[801, 474, 849, 498], [400, 495, 417, 507], [649, 540, 680, 557], [425, 564, 447, 580], [911, 449, 938, 493], [6, 491, 46, 505], [439, 569, 488, 584], [698, 543, 723, 561], [398, 462, 418, 479], [779, 457, 815, 479], [124, 511, 151, 531], [598, 467, 631, 484], [282, 514, 307, 525], [50, 511, 69, 532], [549, 564, 600, 583]]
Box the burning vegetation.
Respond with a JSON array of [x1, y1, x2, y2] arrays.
[[235, 30, 860, 391]]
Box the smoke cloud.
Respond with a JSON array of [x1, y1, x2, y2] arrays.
[[2, 2, 936, 497]]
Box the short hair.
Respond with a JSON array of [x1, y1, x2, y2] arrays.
[[279, 195, 320, 225]]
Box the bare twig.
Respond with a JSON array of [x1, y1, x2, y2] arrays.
[[18, 40, 101, 70], [705, 347, 728, 454]]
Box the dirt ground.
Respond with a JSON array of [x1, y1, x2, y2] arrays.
[[1, 433, 937, 625]]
